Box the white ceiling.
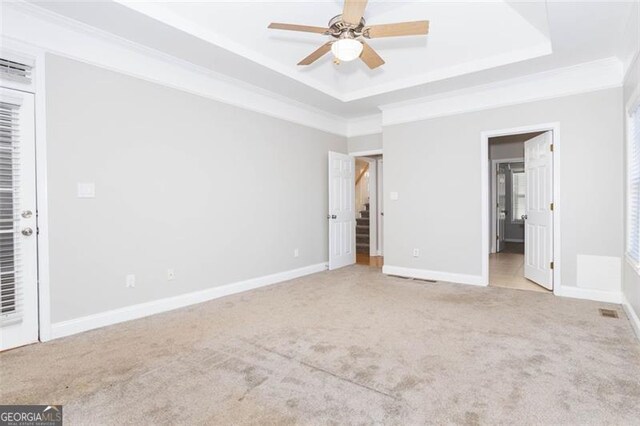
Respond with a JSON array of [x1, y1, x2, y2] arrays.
[[29, 1, 635, 118]]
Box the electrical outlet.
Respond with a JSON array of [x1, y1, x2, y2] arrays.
[[413, 248, 420, 257], [126, 274, 136, 288], [294, 248, 299, 258], [167, 269, 175, 281]]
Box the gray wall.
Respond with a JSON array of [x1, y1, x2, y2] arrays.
[[348, 133, 382, 153], [622, 4, 640, 324], [384, 88, 624, 291], [45, 54, 346, 323]]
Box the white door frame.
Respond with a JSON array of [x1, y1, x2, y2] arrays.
[[376, 158, 383, 256], [481, 123, 561, 294], [490, 157, 524, 254]]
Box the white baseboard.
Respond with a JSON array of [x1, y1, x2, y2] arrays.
[[554, 285, 622, 304], [382, 265, 486, 286], [49, 262, 328, 340], [622, 294, 640, 341]]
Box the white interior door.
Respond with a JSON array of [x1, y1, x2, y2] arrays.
[[524, 131, 553, 290], [0, 88, 39, 351], [328, 151, 355, 270]]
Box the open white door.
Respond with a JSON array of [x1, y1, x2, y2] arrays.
[[328, 151, 355, 270], [524, 132, 553, 290], [0, 88, 39, 350]]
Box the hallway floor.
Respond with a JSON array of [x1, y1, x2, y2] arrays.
[[489, 243, 550, 293], [356, 253, 383, 268], [1, 266, 638, 424]]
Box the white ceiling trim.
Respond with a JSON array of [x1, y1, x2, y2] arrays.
[[4, 2, 348, 136], [346, 114, 382, 137], [341, 41, 552, 102], [380, 57, 624, 127]]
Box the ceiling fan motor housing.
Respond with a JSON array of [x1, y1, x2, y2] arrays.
[[328, 14, 367, 39]]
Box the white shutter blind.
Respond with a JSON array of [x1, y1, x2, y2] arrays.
[[0, 101, 22, 324], [0, 58, 32, 84], [627, 103, 640, 264]]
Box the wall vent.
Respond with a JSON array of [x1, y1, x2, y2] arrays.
[[599, 308, 619, 318]]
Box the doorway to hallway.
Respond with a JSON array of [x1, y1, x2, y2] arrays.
[[487, 130, 554, 293]]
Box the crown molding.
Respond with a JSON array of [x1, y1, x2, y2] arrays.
[[380, 57, 624, 127], [346, 114, 382, 137], [3, 1, 349, 136]]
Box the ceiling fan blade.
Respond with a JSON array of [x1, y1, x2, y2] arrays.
[[342, 0, 368, 26], [360, 42, 385, 69], [268, 23, 329, 34], [298, 42, 333, 66], [365, 21, 430, 38]]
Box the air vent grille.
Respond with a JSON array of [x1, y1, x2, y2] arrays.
[[0, 58, 32, 84], [599, 308, 619, 319]]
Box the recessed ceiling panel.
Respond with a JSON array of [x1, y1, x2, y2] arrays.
[[117, 0, 552, 101]]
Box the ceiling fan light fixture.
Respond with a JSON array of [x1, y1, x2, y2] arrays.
[[331, 38, 363, 62]]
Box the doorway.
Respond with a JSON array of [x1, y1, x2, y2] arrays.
[[484, 128, 556, 293], [353, 153, 383, 267]]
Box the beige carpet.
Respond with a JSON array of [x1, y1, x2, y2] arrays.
[[1, 266, 639, 424]]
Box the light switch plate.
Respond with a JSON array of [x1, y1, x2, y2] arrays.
[[390, 192, 399, 201], [126, 274, 135, 288], [77, 182, 95, 198]]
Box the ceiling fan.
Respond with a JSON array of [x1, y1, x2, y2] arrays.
[[268, 0, 429, 69]]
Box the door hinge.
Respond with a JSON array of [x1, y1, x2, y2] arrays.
[[496, 235, 499, 240], [550, 261, 554, 269], [550, 202, 554, 211], [550, 144, 554, 152]]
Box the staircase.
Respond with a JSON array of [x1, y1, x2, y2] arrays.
[[356, 202, 370, 254]]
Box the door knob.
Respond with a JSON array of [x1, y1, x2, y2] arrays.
[[22, 227, 33, 236], [21, 210, 33, 219], [521, 214, 528, 220], [331, 215, 337, 219]]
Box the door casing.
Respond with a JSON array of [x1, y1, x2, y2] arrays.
[[481, 123, 561, 294]]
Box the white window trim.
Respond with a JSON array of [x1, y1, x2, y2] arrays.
[[626, 86, 640, 274]]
